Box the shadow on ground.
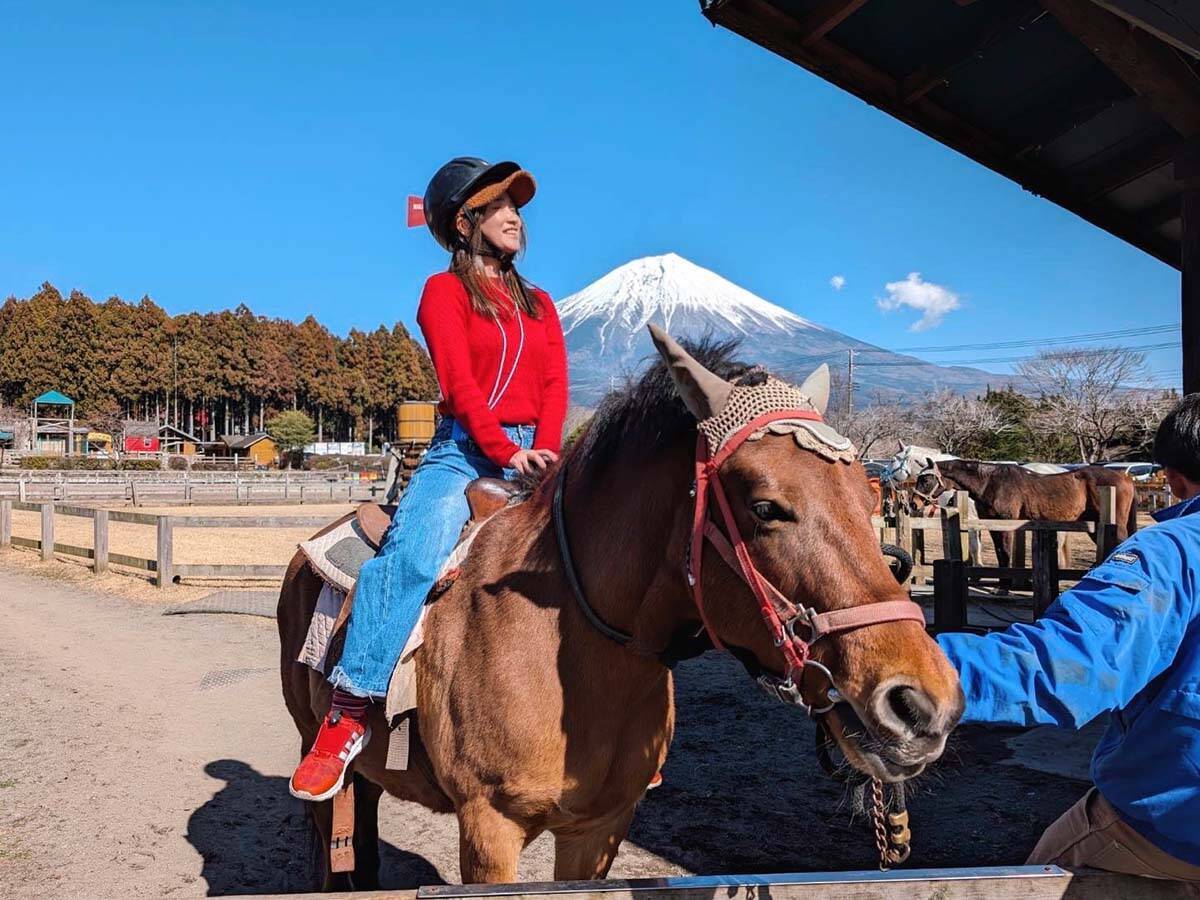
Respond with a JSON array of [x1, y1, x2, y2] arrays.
[[187, 759, 443, 895], [624, 652, 1090, 873]]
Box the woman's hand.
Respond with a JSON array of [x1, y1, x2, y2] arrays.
[[508, 448, 559, 477]]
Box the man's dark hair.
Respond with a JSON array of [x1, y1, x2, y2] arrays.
[[1153, 394, 1200, 482]]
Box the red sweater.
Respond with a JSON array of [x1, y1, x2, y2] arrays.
[[417, 272, 569, 467]]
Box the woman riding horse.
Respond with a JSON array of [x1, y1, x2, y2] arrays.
[[289, 157, 569, 802]]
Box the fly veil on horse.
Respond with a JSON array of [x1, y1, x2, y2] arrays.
[[278, 327, 963, 889], [913, 459, 1138, 572]]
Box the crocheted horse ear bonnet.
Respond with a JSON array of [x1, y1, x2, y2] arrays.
[[648, 323, 857, 463]]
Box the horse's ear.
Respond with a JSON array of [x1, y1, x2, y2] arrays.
[[647, 324, 732, 420], [800, 363, 831, 416]]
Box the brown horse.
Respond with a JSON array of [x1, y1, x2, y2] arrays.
[[278, 330, 963, 889], [914, 459, 1138, 572]]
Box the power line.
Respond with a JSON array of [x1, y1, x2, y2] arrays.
[[854, 341, 1178, 367], [783, 323, 1181, 369], [881, 323, 1178, 354]]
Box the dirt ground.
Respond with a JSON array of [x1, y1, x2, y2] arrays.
[[0, 564, 1097, 899]]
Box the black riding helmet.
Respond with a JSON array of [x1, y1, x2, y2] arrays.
[[423, 157, 536, 252]]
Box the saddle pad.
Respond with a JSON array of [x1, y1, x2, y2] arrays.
[[296, 516, 490, 769], [299, 517, 377, 595]]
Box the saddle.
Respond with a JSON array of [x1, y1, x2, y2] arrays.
[[296, 477, 523, 691]]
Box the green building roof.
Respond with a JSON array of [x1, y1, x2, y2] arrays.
[[34, 390, 75, 406]]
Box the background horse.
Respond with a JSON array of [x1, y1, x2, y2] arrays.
[[278, 331, 962, 890], [914, 460, 1138, 573]]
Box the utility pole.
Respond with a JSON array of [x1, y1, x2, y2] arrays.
[[846, 348, 855, 417], [172, 337, 178, 429]]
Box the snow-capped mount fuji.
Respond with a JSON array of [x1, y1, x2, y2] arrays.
[[558, 253, 999, 407]]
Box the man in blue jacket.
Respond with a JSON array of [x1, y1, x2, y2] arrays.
[[938, 395, 1200, 880]]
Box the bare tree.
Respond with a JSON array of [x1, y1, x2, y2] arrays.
[[914, 389, 1008, 456], [829, 396, 910, 458], [1018, 346, 1149, 463]]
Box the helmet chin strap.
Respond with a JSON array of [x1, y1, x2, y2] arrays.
[[457, 208, 516, 269]]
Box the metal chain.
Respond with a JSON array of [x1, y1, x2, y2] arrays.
[[871, 777, 913, 871], [870, 778, 890, 870]]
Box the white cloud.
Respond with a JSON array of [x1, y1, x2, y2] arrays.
[[829, 274, 846, 291], [876, 272, 961, 331]]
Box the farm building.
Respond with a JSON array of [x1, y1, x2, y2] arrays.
[[123, 420, 160, 453], [217, 432, 279, 467], [158, 423, 202, 456]]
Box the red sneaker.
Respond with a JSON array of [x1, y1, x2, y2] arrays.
[[289, 709, 371, 802], [647, 771, 664, 791]]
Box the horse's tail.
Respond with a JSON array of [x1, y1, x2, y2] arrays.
[[1126, 486, 1139, 538]]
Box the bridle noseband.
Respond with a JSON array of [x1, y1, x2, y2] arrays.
[[910, 461, 947, 507], [685, 409, 926, 714], [552, 406, 927, 717]]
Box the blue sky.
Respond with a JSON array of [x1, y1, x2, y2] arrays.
[[0, 1, 1182, 386]]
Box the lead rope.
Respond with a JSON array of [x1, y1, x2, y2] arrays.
[[870, 778, 912, 870]]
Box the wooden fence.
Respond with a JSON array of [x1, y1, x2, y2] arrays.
[[879, 487, 1122, 633], [0, 500, 333, 587], [242, 866, 1199, 900], [0, 470, 388, 505]]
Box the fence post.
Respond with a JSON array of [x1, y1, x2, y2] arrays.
[[41, 503, 54, 561], [132, 481, 141, 507], [94, 509, 109, 574], [1097, 485, 1118, 562], [1032, 528, 1060, 619], [932, 559, 967, 634], [18, 479, 26, 502], [0, 499, 10, 549], [156, 516, 174, 588], [940, 493, 964, 563], [1011, 526, 1027, 572], [956, 491, 973, 562]]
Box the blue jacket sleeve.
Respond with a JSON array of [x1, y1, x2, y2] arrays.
[[937, 527, 1194, 728]]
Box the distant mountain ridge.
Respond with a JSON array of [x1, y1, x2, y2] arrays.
[[557, 253, 1001, 407]]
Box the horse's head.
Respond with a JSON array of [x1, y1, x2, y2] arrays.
[[650, 326, 962, 782]]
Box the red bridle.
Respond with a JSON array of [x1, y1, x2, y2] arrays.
[[686, 409, 927, 714]]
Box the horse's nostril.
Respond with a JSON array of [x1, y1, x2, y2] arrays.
[[885, 685, 935, 736]]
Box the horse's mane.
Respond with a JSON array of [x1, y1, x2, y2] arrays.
[[571, 336, 759, 474]]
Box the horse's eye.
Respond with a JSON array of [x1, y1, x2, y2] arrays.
[[751, 500, 784, 522]]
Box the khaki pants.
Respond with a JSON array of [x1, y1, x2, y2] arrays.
[[1027, 788, 1200, 882]]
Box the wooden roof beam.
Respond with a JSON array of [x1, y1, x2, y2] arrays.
[[1040, 0, 1200, 138], [792, 0, 871, 47], [899, 2, 1044, 104], [1142, 192, 1182, 229], [703, 0, 1180, 267], [1077, 133, 1180, 198]]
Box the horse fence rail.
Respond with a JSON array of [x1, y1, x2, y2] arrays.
[[0, 500, 334, 587], [877, 487, 1121, 633]]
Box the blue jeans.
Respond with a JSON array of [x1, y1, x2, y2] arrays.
[[329, 418, 534, 698]]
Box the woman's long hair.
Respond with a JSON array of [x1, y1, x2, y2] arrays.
[[449, 209, 542, 320]]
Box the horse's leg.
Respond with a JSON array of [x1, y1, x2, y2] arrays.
[[991, 529, 1012, 593], [352, 773, 383, 890], [457, 799, 528, 883], [553, 808, 636, 881]]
